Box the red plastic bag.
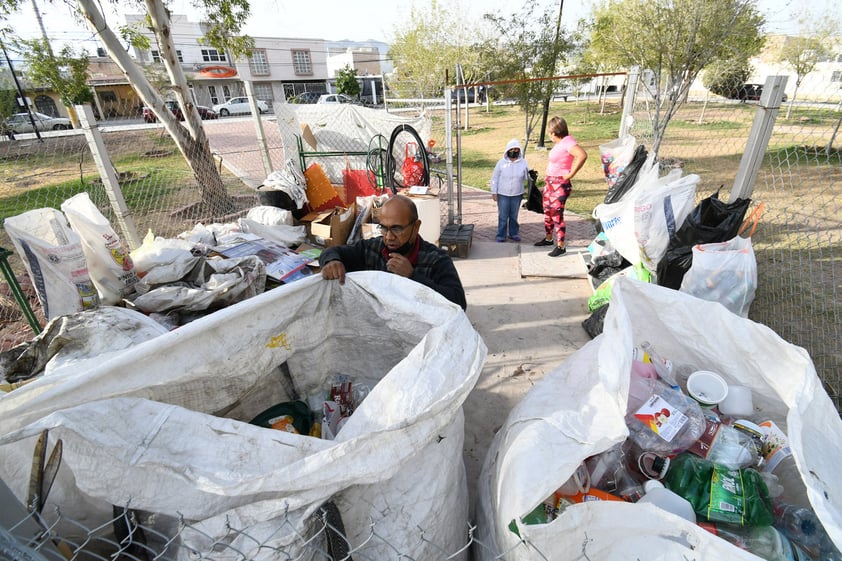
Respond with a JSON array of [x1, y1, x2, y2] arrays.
[[402, 142, 424, 187], [343, 168, 378, 200]]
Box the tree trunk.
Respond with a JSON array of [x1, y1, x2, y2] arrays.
[[75, 0, 235, 215]]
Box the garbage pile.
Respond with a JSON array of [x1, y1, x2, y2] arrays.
[[476, 278, 842, 561], [512, 342, 838, 560], [584, 136, 760, 338]]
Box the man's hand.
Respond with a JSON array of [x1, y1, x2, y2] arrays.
[[492, 194, 498, 202], [386, 252, 413, 278], [320, 260, 347, 284]]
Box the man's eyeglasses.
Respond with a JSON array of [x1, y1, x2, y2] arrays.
[[377, 221, 415, 236]]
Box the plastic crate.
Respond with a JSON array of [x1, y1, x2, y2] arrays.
[[438, 224, 474, 258]]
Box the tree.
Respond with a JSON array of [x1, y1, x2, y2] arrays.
[[589, 0, 765, 155], [16, 38, 93, 123], [778, 15, 837, 119], [335, 65, 360, 98], [484, 0, 575, 151], [702, 58, 752, 99], [1, 0, 253, 214], [388, 0, 490, 99]]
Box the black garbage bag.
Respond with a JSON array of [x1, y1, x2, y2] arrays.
[[582, 304, 609, 339], [656, 188, 751, 289], [523, 169, 543, 214], [604, 144, 648, 204]]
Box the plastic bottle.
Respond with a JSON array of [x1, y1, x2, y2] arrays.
[[663, 453, 775, 527], [638, 479, 697, 523], [702, 523, 811, 561], [636, 341, 679, 389], [759, 420, 811, 509], [773, 501, 839, 558], [625, 376, 707, 456], [688, 415, 761, 469]]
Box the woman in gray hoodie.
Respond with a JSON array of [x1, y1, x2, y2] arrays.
[[490, 138, 529, 242]]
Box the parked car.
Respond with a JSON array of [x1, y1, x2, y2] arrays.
[[212, 96, 269, 116], [287, 92, 325, 104], [5, 112, 72, 133], [316, 93, 360, 104], [142, 101, 218, 123], [733, 83, 788, 103]]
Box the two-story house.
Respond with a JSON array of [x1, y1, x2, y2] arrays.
[[125, 13, 336, 108]]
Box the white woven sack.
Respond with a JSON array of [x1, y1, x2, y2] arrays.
[[0, 271, 486, 561], [476, 277, 841, 560], [4, 207, 98, 319]]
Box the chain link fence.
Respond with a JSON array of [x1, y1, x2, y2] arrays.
[[628, 72, 842, 409], [6, 501, 582, 561]]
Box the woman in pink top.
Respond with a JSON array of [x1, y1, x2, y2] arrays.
[[534, 116, 588, 257]]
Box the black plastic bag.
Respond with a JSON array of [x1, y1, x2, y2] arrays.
[[582, 304, 609, 339], [604, 144, 647, 204], [656, 189, 751, 289], [523, 169, 543, 214]]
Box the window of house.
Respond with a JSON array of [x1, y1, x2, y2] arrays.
[[249, 49, 270, 75], [201, 49, 227, 62], [151, 50, 183, 63], [99, 90, 117, 103], [832, 71, 842, 82], [254, 83, 274, 101], [222, 85, 232, 99], [208, 85, 218, 104], [292, 50, 312, 75]]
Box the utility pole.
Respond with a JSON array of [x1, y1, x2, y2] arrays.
[[1, 40, 42, 141], [537, 0, 564, 148]]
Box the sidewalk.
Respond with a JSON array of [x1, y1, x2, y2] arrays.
[[446, 186, 597, 510]]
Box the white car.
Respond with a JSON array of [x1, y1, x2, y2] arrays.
[[212, 96, 269, 116], [5, 112, 73, 133], [317, 93, 359, 104]]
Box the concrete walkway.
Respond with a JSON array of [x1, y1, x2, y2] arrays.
[[447, 186, 597, 511]]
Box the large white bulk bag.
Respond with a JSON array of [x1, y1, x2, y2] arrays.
[[0, 271, 486, 560], [476, 277, 841, 560]]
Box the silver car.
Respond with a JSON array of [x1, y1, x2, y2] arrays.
[[5, 112, 73, 133], [212, 96, 269, 116]]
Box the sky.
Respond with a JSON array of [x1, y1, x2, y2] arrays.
[[0, 0, 833, 63]]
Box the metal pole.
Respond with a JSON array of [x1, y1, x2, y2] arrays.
[[730, 75, 788, 202], [619, 66, 640, 140], [1, 40, 42, 141], [244, 80, 273, 177], [455, 64, 463, 224], [76, 104, 142, 249], [445, 86, 455, 225], [0, 247, 41, 334]]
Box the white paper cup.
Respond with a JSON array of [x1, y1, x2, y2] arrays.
[[686, 370, 729, 407], [719, 384, 754, 417]]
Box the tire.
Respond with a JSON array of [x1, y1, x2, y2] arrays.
[[220, 109, 229, 117]]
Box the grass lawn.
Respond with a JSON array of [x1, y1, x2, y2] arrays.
[[432, 100, 627, 219]]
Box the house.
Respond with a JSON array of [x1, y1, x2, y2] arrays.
[[87, 50, 141, 119], [125, 13, 337, 108], [325, 41, 391, 104]]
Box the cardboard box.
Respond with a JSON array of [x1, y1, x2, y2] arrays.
[[302, 204, 355, 247]]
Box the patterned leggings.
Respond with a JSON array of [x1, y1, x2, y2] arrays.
[[542, 176, 572, 245]]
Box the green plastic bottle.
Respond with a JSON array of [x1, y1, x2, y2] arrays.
[[664, 453, 774, 526]]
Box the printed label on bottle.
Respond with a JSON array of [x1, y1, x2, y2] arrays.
[[688, 416, 722, 459], [759, 420, 792, 473], [708, 465, 745, 523], [634, 394, 688, 442]]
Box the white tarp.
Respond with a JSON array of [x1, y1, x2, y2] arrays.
[[476, 277, 842, 560], [274, 104, 432, 184], [0, 271, 486, 560]]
